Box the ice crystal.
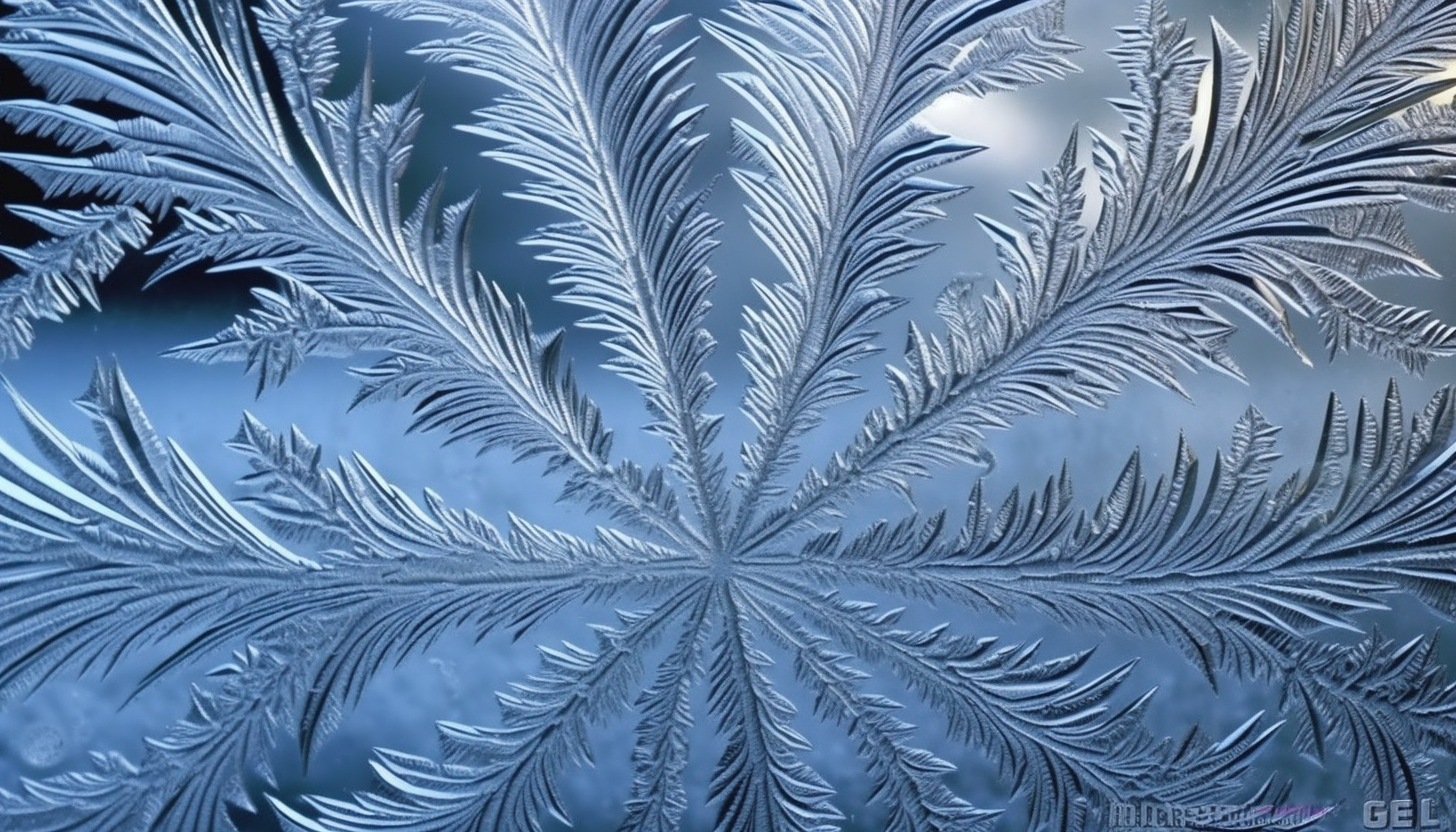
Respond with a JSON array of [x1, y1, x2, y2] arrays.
[[0, 0, 1454, 830]]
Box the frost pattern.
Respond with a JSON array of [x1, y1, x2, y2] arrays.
[[0, 0, 1453, 830]]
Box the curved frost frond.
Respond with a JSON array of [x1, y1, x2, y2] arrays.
[[1281, 628, 1456, 811], [619, 590, 714, 832], [708, 587, 841, 832], [0, 365, 667, 769], [352, 0, 729, 540], [706, 0, 1076, 534], [271, 586, 709, 832], [0, 647, 298, 832], [0, 0, 694, 545], [780, 386, 1456, 816], [0, 364, 309, 572], [788, 385, 1456, 677], [0, 204, 150, 358], [761, 0, 1456, 541], [225, 413, 684, 568], [164, 277, 399, 395], [221, 414, 701, 758], [755, 586, 1279, 832], [745, 592, 999, 832]]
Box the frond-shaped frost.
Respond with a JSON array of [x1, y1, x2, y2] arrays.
[[0, 0, 694, 546], [271, 588, 708, 832], [225, 413, 684, 569], [787, 385, 1456, 677], [0, 364, 310, 572], [0, 365, 322, 696], [759, 0, 1456, 541], [707, 587, 841, 832], [751, 588, 1278, 832], [0, 364, 671, 768], [0, 647, 298, 832], [165, 278, 398, 394], [1280, 629, 1456, 811], [619, 591, 714, 832], [745, 592, 999, 832], [0, 205, 150, 358], [705, 0, 1076, 535], [353, 0, 729, 540], [772, 386, 1456, 819], [221, 414, 699, 757]]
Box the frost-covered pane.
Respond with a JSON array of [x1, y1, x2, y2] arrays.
[[0, 0, 1454, 831]]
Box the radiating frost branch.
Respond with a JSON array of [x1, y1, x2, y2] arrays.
[[756, 0, 1456, 544], [708, 584, 841, 832], [352, 0, 729, 545], [708, 0, 1076, 539], [0, 204, 150, 358], [0, 0, 697, 547], [782, 385, 1456, 680], [165, 278, 399, 395], [272, 583, 709, 832], [1280, 629, 1456, 809], [743, 591, 999, 832], [760, 382, 1456, 823], [4, 544, 678, 815], [271, 528, 700, 764], [0, 646, 299, 832], [0, 542, 657, 755], [753, 581, 1278, 832], [0, 364, 311, 572], [0, 365, 677, 764], [620, 590, 715, 832], [227, 412, 687, 567]]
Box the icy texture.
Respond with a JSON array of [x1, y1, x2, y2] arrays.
[[0, 0, 1453, 830]]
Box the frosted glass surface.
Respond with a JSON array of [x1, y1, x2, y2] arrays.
[[0, 1, 1454, 830]]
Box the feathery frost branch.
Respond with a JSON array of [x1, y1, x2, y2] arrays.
[[754, 0, 1456, 544], [750, 580, 1283, 832], [783, 384, 1456, 680], [0, 364, 674, 777], [271, 584, 708, 832], [707, 585, 842, 832], [744, 591, 1000, 832], [707, 0, 1077, 540], [0, 204, 150, 358], [351, 0, 730, 546], [1280, 628, 1456, 811], [0, 0, 696, 545], [0, 646, 299, 832]]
